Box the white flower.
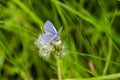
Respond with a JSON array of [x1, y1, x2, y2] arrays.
[[34, 35, 53, 59], [35, 35, 68, 59]]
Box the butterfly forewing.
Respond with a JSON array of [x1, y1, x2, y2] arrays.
[[41, 33, 54, 43], [44, 20, 57, 34]]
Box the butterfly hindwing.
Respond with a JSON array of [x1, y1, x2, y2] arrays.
[[41, 33, 54, 43]]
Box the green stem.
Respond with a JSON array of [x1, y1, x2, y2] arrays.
[[56, 55, 62, 80], [103, 37, 112, 75]]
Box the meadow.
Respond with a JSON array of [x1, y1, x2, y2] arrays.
[[1, 0, 120, 80]]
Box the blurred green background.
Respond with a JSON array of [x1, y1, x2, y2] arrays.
[[1, 0, 120, 80]]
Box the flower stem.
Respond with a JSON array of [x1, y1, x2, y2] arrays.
[[56, 55, 62, 80]]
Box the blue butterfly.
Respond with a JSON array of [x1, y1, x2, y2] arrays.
[[41, 20, 62, 43]]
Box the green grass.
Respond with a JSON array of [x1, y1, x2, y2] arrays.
[[1, 0, 120, 80]]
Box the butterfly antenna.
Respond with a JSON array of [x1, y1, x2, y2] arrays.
[[58, 27, 63, 34]]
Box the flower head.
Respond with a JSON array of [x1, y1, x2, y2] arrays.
[[34, 35, 53, 59], [34, 34, 69, 59]]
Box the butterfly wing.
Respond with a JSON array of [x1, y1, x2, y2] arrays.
[[41, 33, 54, 43], [44, 20, 57, 34], [41, 20, 61, 43]]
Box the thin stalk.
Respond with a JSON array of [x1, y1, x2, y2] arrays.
[[56, 55, 62, 80], [103, 37, 112, 75]]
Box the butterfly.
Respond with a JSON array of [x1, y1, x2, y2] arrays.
[[41, 20, 62, 44]]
